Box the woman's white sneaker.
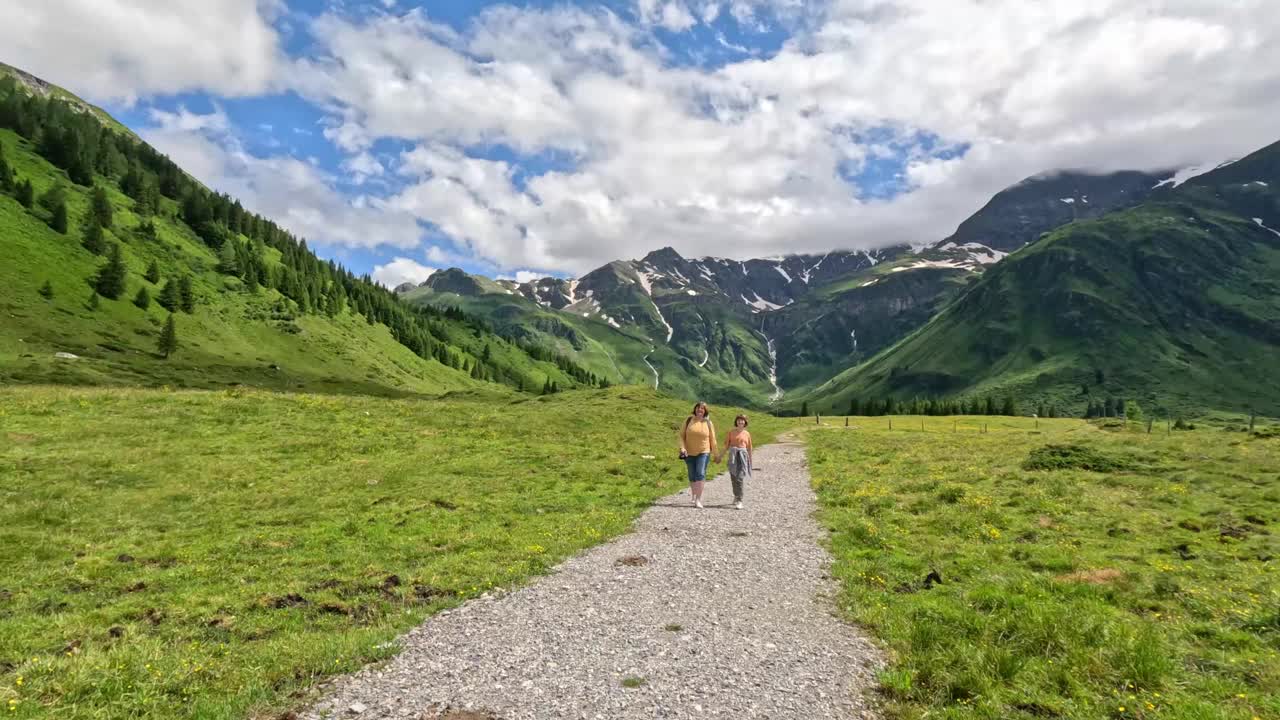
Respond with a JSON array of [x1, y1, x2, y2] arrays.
[[695, 500, 704, 509], [734, 501, 743, 510]]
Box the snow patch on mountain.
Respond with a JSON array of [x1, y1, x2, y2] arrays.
[[774, 266, 793, 283], [651, 298, 674, 342], [800, 252, 830, 284], [754, 330, 783, 403], [741, 292, 785, 312], [891, 259, 971, 272], [634, 268, 657, 296], [1154, 159, 1237, 189], [1059, 197, 1075, 204], [643, 348, 659, 389], [1253, 218, 1280, 238]]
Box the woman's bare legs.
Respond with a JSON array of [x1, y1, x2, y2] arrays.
[[691, 480, 705, 507]]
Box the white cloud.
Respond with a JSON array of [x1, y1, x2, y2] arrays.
[[282, 2, 1280, 274], [42, 1, 1278, 278], [660, 2, 698, 31], [498, 270, 545, 284], [0, 0, 281, 102], [141, 108, 423, 252], [372, 257, 436, 288], [342, 151, 385, 185]]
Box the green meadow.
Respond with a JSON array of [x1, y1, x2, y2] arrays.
[[0, 385, 786, 719], [807, 416, 1279, 719]]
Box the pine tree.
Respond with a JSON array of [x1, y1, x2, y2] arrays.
[[0, 141, 12, 191], [542, 377, 552, 395], [50, 200, 68, 234], [157, 314, 178, 358], [92, 243, 127, 299], [86, 291, 100, 311], [133, 286, 151, 310], [38, 280, 54, 300], [178, 275, 195, 313], [15, 178, 33, 208], [38, 183, 66, 213], [217, 239, 238, 274], [157, 279, 179, 311], [90, 185, 112, 228], [81, 220, 105, 254], [1001, 397, 1017, 416], [144, 260, 161, 284], [801, 400, 809, 417]]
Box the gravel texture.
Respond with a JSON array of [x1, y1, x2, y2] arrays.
[[302, 441, 883, 719]]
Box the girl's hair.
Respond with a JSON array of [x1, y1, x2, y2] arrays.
[[734, 414, 748, 427]]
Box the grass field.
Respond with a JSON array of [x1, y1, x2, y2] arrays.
[[807, 416, 1279, 719], [0, 385, 787, 719]]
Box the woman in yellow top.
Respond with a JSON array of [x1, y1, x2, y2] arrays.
[[678, 401, 718, 509]]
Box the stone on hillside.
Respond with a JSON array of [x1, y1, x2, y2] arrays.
[[54, 352, 80, 360]]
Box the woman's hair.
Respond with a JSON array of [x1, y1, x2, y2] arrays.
[[684, 401, 710, 433], [734, 414, 748, 427]]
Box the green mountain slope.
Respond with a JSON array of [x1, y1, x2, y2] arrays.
[[803, 140, 1280, 417], [0, 72, 596, 397], [400, 267, 781, 406]]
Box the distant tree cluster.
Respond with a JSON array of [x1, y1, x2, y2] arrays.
[[1084, 397, 1128, 419], [801, 396, 1024, 417], [1, 76, 601, 390]]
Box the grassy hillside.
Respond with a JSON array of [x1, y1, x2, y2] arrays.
[[0, 385, 790, 720], [404, 281, 781, 407], [0, 73, 603, 397], [808, 416, 1279, 719], [801, 138, 1280, 418], [0, 128, 479, 396], [767, 261, 975, 398]]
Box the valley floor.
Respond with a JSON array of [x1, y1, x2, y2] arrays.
[[303, 442, 882, 719], [3, 388, 1277, 720]]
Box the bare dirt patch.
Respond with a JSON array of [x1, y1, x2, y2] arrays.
[[1057, 568, 1123, 585]]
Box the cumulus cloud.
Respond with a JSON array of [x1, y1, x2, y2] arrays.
[[371, 257, 436, 288], [282, 2, 1280, 273], [141, 108, 423, 252], [0, 0, 282, 102], [36, 1, 1280, 278], [498, 270, 546, 284]]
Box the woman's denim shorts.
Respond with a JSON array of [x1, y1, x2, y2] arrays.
[[684, 452, 710, 482]]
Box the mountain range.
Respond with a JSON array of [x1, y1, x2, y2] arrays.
[[397, 158, 1279, 416], [2, 60, 1277, 417]]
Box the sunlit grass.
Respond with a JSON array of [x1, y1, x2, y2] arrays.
[[0, 385, 788, 719], [807, 415, 1279, 719]]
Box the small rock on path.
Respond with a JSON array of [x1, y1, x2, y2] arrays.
[[302, 442, 882, 719]]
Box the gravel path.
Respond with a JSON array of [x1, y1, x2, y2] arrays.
[[302, 441, 883, 720]]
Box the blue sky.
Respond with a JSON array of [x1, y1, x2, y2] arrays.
[[8, 1, 1278, 287]]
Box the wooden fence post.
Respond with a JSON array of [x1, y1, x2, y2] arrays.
[[889, 417, 893, 431]]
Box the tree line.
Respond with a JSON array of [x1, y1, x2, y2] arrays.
[[0, 75, 605, 393], [781, 395, 1138, 419]]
